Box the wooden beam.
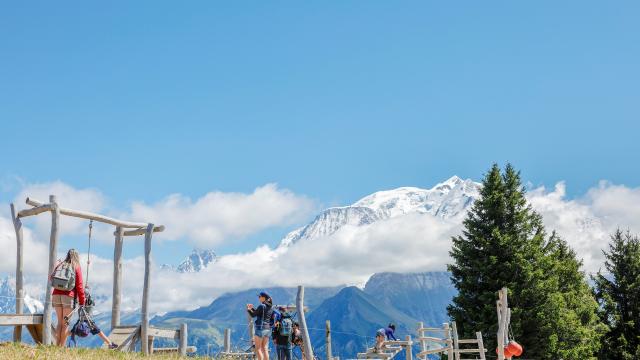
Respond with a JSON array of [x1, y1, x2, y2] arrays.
[[25, 197, 164, 230], [141, 223, 153, 355], [178, 323, 188, 356], [147, 326, 179, 340], [297, 286, 314, 360], [17, 204, 52, 218], [112, 226, 124, 330], [153, 346, 197, 354], [0, 314, 44, 325], [122, 225, 165, 236], [10, 204, 24, 342], [42, 195, 59, 345], [405, 335, 412, 360]]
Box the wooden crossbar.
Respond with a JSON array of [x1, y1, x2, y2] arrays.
[[0, 314, 43, 325]]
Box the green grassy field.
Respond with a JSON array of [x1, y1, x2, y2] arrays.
[[0, 342, 207, 359]]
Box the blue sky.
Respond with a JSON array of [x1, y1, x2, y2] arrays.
[[1, 2, 639, 265]]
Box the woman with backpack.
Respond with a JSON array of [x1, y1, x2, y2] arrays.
[[247, 291, 274, 360], [50, 249, 85, 346]]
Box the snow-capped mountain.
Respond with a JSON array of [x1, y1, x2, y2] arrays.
[[0, 276, 44, 314], [280, 176, 480, 247], [161, 249, 218, 273]]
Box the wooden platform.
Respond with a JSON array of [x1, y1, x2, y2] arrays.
[[0, 314, 56, 344], [104, 325, 141, 352]]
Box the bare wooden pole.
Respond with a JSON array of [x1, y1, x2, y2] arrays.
[[476, 332, 486, 360], [10, 204, 24, 342], [405, 335, 413, 360], [417, 322, 426, 354], [224, 328, 231, 352], [451, 321, 460, 360], [141, 223, 154, 355], [296, 286, 314, 360], [178, 323, 188, 356], [326, 320, 332, 360], [444, 323, 454, 360], [112, 226, 124, 330], [25, 197, 163, 230], [42, 195, 59, 345]]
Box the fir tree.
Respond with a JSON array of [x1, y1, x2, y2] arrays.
[[447, 164, 603, 359], [592, 230, 640, 359]]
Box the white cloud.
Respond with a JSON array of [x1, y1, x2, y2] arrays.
[[3, 179, 640, 315], [128, 184, 316, 247], [14, 181, 107, 239], [527, 181, 640, 273], [0, 215, 50, 275]]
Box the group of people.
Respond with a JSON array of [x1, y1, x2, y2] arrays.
[[247, 292, 304, 360], [50, 249, 117, 349]]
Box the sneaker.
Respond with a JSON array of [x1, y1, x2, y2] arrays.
[[109, 343, 118, 349]]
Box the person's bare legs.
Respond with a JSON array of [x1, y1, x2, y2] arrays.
[[254, 336, 265, 360], [98, 331, 111, 346], [59, 306, 72, 346], [262, 336, 269, 360], [54, 305, 64, 346]]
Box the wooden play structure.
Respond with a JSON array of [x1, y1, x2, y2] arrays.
[[415, 322, 486, 360], [0, 195, 194, 355], [357, 336, 413, 360]]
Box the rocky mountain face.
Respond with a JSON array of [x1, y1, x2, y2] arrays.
[[161, 248, 218, 273], [279, 176, 480, 247], [150, 272, 455, 358]]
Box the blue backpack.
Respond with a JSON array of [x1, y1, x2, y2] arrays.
[[279, 317, 293, 336]]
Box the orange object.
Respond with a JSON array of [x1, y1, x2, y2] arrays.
[[507, 341, 523, 356], [496, 346, 513, 358]]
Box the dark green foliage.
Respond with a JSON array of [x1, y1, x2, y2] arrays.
[[593, 230, 640, 359], [447, 164, 604, 359]]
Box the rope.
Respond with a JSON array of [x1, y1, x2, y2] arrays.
[[85, 220, 93, 286]]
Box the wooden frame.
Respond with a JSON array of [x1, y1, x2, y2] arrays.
[[7, 195, 165, 356]]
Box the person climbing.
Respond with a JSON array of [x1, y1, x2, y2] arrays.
[[374, 328, 386, 353], [385, 323, 398, 341], [50, 249, 85, 347], [272, 306, 295, 360], [247, 291, 274, 360], [292, 322, 307, 360]]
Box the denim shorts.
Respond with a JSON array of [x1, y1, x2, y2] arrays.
[[255, 327, 271, 338]]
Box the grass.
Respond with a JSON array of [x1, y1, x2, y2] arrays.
[[0, 342, 208, 359]]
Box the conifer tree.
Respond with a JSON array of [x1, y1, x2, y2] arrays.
[[448, 164, 603, 359], [593, 230, 640, 359]]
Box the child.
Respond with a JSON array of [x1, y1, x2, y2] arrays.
[[375, 328, 386, 353]]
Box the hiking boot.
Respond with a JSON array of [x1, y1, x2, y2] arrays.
[[109, 343, 118, 349]]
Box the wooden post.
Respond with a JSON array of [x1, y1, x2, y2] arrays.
[[405, 335, 412, 360], [141, 223, 154, 355], [42, 195, 59, 345], [179, 323, 188, 356], [451, 321, 459, 360], [444, 323, 454, 360], [296, 286, 314, 360], [417, 322, 426, 353], [476, 332, 486, 360], [326, 320, 332, 360], [112, 226, 124, 330], [224, 328, 231, 352], [10, 204, 24, 342], [148, 336, 155, 354]]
